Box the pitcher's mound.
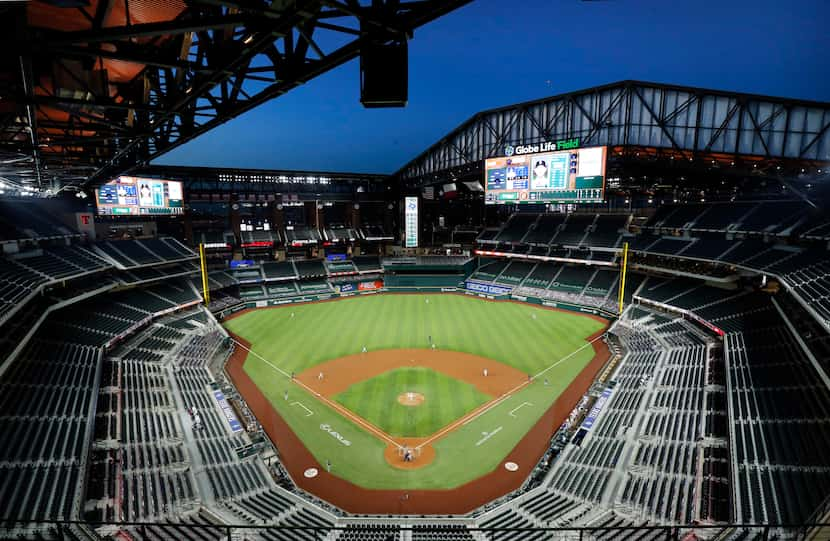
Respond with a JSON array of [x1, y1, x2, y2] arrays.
[[397, 392, 425, 406]]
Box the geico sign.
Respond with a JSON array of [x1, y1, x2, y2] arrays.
[[320, 424, 351, 446]]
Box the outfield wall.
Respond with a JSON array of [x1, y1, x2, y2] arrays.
[[217, 288, 617, 322]]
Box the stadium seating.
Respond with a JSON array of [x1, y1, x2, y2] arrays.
[[471, 259, 509, 282], [549, 265, 595, 293], [727, 325, 830, 523], [261, 261, 297, 281], [494, 260, 535, 285], [642, 201, 808, 235], [0, 341, 100, 535], [509, 304, 736, 529], [284, 226, 321, 244], [524, 214, 566, 245], [0, 244, 115, 325], [353, 255, 382, 272], [241, 230, 277, 246], [552, 214, 595, 246], [231, 265, 264, 283], [359, 224, 394, 241], [294, 259, 327, 278], [122, 261, 201, 285], [240, 285, 266, 300], [95, 238, 197, 268], [71, 307, 341, 539], [412, 524, 475, 540], [495, 213, 539, 243], [0, 199, 79, 240], [677, 235, 737, 260], [583, 214, 628, 248], [327, 260, 358, 273], [324, 224, 359, 243], [0, 258, 49, 320], [383, 274, 464, 288], [297, 279, 332, 293]]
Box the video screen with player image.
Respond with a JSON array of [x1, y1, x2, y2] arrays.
[[485, 145, 606, 204]]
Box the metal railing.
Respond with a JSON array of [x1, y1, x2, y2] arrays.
[[3, 518, 830, 541]]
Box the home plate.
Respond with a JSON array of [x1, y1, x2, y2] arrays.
[[304, 468, 319, 478], [504, 462, 519, 472]]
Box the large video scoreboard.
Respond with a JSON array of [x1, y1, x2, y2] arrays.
[[96, 176, 184, 216], [484, 141, 606, 205]]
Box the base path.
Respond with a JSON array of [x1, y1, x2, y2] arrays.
[[298, 349, 526, 402]]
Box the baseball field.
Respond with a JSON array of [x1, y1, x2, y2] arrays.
[[223, 293, 607, 493]]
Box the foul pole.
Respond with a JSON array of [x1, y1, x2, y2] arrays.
[[199, 243, 211, 305], [617, 241, 629, 313]]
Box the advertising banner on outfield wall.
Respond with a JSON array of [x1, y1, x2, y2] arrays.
[[336, 280, 384, 293], [465, 280, 513, 296], [358, 280, 384, 291]]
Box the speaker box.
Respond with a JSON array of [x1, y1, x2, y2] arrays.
[[360, 39, 408, 108]]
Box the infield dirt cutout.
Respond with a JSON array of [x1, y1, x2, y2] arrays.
[[296, 348, 529, 469]]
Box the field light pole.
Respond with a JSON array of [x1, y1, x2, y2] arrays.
[[617, 242, 629, 313]]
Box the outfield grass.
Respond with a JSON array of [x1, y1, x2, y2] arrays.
[[226, 294, 605, 490], [333, 367, 491, 437]]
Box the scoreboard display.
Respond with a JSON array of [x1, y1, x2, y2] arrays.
[[484, 144, 607, 205], [96, 176, 184, 216]]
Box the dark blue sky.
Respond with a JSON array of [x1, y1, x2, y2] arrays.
[[156, 0, 830, 174]]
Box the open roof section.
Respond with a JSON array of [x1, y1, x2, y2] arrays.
[[1, 0, 470, 193]]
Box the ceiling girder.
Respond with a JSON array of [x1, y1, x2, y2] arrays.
[[3, 0, 471, 190]]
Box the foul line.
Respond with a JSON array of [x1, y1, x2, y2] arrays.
[[475, 426, 502, 447], [416, 332, 607, 450], [231, 339, 404, 449], [532, 333, 607, 380]]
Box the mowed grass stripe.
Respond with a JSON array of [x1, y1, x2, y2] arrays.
[[225, 295, 605, 377]]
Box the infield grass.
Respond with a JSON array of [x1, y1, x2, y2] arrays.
[[333, 367, 490, 437], [226, 294, 606, 490]]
